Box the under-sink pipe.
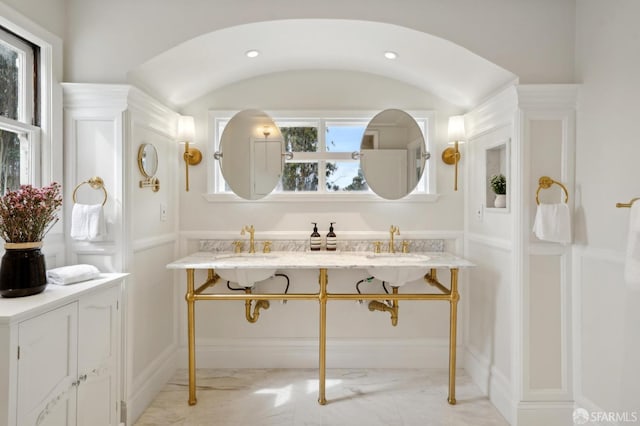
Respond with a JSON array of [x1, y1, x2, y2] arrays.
[[244, 288, 270, 323], [368, 286, 399, 326]]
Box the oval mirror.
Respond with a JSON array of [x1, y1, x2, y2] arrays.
[[219, 110, 284, 200], [360, 109, 427, 200], [138, 143, 158, 178]]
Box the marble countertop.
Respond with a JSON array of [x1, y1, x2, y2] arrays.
[[166, 251, 474, 270], [0, 273, 128, 324]]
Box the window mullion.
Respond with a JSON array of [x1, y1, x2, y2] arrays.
[[318, 120, 327, 193]]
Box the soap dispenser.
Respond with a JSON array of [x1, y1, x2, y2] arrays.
[[310, 223, 322, 251], [326, 222, 337, 251]]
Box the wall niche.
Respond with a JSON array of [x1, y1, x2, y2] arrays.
[[485, 140, 509, 210]]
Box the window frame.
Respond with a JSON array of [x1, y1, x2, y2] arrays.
[[206, 110, 437, 202], [0, 6, 62, 189], [0, 27, 35, 125]]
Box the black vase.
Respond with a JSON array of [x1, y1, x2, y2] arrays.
[[0, 243, 47, 298]]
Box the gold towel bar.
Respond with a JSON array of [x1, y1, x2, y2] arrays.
[[535, 176, 569, 205], [616, 198, 640, 208], [72, 176, 108, 206]]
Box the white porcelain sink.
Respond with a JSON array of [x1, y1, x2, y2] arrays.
[[366, 253, 430, 287], [214, 254, 277, 288], [216, 268, 276, 288]]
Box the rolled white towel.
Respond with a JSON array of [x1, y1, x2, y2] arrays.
[[47, 264, 101, 286]]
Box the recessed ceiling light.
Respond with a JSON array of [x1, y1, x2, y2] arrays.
[[384, 51, 398, 60], [245, 49, 260, 58]]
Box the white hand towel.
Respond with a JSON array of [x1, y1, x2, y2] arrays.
[[70, 203, 106, 241], [532, 203, 571, 243], [624, 203, 640, 289], [47, 264, 100, 285]]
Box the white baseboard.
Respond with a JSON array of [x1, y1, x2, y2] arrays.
[[465, 348, 513, 424], [176, 337, 458, 369], [517, 401, 574, 426], [126, 345, 177, 425]]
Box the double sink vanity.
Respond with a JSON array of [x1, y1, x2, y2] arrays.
[[167, 107, 474, 409], [167, 235, 474, 408]]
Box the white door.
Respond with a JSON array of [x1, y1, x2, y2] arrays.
[[17, 303, 78, 426], [77, 286, 120, 426]]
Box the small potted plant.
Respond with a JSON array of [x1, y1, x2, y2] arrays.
[[489, 174, 507, 208]]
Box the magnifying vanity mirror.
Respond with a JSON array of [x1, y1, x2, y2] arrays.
[[138, 143, 160, 192], [218, 109, 284, 200], [359, 109, 427, 200]]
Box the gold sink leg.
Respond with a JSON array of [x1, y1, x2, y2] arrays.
[[448, 268, 459, 405], [318, 268, 328, 405], [186, 269, 197, 406]]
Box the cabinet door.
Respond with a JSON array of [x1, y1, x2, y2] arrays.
[[77, 286, 120, 426], [17, 303, 78, 426]]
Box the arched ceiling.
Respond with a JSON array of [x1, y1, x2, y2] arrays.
[[128, 19, 517, 109]]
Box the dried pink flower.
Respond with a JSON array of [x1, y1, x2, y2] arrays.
[[0, 182, 62, 243]]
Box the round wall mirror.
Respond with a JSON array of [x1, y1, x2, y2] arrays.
[[360, 109, 427, 200], [218, 109, 284, 200], [138, 143, 158, 178]]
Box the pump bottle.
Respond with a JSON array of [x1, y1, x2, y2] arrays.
[[310, 223, 322, 251]]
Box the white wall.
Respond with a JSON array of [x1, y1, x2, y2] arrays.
[[127, 104, 180, 423], [63, 0, 575, 86], [464, 90, 516, 423], [574, 0, 640, 417], [62, 85, 181, 424], [0, 0, 65, 38], [183, 70, 464, 232], [173, 69, 467, 369]]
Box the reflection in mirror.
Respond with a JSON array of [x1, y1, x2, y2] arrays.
[[360, 109, 427, 200], [137, 143, 160, 192], [138, 143, 158, 177], [219, 110, 284, 200]]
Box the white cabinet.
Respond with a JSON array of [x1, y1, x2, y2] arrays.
[[17, 303, 78, 426], [0, 274, 125, 426], [76, 287, 120, 425]]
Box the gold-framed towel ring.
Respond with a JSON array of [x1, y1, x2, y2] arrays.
[[535, 176, 569, 205], [72, 176, 108, 206]]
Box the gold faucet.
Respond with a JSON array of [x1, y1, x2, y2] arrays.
[[232, 240, 244, 253], [389, 225, 400, 253], [241, 225, 256, 253]]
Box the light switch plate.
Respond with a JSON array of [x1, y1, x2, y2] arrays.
[[160, 203, 167, 221]]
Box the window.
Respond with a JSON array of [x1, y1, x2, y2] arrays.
[[210, 111, 433, 200], [0, 26, 39, 192], [277, 121, 369, 193]]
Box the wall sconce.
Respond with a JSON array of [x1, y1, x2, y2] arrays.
[[442, 115, 466, 191], [177, 115, 201, 192]]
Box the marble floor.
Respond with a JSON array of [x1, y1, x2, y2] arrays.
[[135, 368, 509, 426]]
